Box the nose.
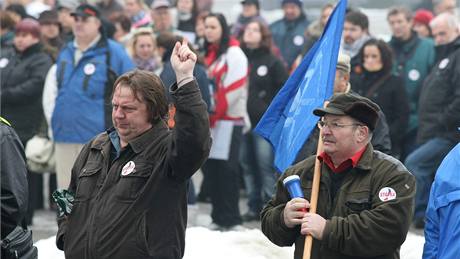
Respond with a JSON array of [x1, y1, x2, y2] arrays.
[[321, 124, 333, 135], [113, 107, 125, 119]]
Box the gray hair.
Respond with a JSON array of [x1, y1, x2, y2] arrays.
[[430, 12, 459, 30]]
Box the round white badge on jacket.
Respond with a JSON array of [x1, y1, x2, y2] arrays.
[[84, 63, 96, 75], [408, 69, 420, 81], [0, 58, 9, 68], [378, 187, 397, 202], [257, 65, 268, 76], [121, 161, 136, 176], [293, 35, 304, 46], [438, 58, 449, 69]]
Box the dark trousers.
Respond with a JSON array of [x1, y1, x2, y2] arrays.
[[203, 126, 243, 227]]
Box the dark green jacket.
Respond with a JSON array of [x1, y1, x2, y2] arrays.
[[261, 144, 415, 259], [390, 33, 435, 132]]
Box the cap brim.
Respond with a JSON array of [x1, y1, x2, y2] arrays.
[[313, 107, 346, 117], [70, 12, 90, 17]]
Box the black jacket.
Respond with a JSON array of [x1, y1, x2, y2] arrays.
[[417, 36, 460, 144], [243, 47, 288, 127], [56, 80, 211, 259], [0, 118, 29, 239], [351, 71, 409, 156], [0, 43, 52, 143]]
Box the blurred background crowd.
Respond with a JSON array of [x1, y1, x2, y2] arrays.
[[0, 0, 459, 234]]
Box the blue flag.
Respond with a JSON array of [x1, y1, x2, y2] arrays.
[[254, 0, 347, 173]]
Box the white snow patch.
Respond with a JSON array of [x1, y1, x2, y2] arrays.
[[35, 227, 424, 259]]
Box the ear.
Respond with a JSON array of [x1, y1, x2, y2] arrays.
[[355, 125, 369, 143]]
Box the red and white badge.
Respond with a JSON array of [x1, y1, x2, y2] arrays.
[[121, 161, 136, 176], [378, 187, 397, 202]]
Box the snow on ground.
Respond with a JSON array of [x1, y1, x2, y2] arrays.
[[35, 227, 424, 259]]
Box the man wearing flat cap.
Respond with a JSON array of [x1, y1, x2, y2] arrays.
[[261, 93, 416, 259]]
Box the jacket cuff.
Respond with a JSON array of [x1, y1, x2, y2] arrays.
[[322, 219, 332, 245], [56, 216, 67, 250], [169, 78, 197, 93], [275, 205, 299, 238]]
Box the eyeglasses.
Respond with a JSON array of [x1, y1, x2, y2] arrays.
[[317, 120, 363, 130]]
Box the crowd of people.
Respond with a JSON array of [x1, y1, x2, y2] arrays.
[[0, 0, 459, 258]]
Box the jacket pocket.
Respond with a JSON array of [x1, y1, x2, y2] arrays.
[[74, 164, 102, 201], [345, 198, 372, 214], [115, 162, 153, 203]]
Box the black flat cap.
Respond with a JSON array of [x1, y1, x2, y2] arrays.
[[313, 93, 380, 130]]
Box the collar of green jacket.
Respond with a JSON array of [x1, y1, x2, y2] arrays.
[[350, 143, 374, 172]]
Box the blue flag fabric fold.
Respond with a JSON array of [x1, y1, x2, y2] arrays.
[[254, 0, 348, 173]]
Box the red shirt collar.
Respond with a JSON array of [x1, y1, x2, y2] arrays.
[[318, 146, 367, 173]]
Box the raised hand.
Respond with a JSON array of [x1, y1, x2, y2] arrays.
[[171, 39, 197, 83]]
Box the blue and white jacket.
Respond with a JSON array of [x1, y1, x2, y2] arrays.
[[52, 38, 134, 143]]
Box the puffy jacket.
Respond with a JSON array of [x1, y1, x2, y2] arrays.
[[417, 36, 460, 144], [270, 13, 309, 70], [0, 43, 52, 143], [242, 47, 288, 126], [261, 144, 415, 259], [56, 80, 211, 259], [423, 142, 460, 259], [52, 38, 134, 144], [389, 32, 435, 132]]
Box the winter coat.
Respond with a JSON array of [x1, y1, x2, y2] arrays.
[[0, 118, 29, 238], [423, 142, 460, 259], [56, 80, 211, 259], [206, 42, 249, 129], [52, 38, 134, 144], [261, 144, 416, 259], [242, 47, 288, 127], [0, 43, 52, 143], [270, 13, 309, 70], [351, 70, 409, 156], [417, 36, 460, 145], [389, 32, 435, 132]]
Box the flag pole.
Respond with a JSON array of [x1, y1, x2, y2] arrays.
[[303, 101, 327, 259]]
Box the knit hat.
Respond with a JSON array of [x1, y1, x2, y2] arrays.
[[413, 9, 434, 26], [336, 53, 351, 74], [313, 93, 380, 130], [282, 0, 303, 8], [15, 18, 41, 39]]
